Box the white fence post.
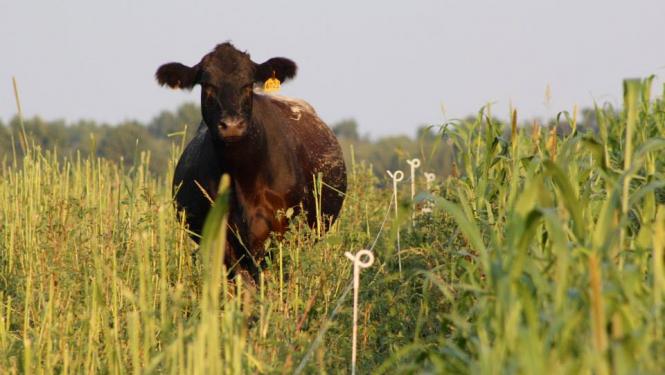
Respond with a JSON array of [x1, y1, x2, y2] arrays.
[[424, 172, 436, 191], [386, 170, 404, 273], [344, 249, 375, 375]]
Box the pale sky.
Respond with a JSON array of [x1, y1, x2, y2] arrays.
[[2, 0, 664, 137]]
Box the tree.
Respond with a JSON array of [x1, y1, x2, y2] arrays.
[[332, 118, 359, 141], [0, 120, 11, 161], [415, 125, 438, 142], [148, 102, 201, 142]]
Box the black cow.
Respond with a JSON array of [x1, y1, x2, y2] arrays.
[[156, 42, 347, 278]]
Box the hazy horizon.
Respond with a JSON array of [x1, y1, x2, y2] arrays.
[[2, 0, 664, 137]]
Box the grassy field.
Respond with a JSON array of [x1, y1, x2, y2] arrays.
[[1, 78, 665, 374]]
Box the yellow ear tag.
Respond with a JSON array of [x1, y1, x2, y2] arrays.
[[263, 71, 281, 93]]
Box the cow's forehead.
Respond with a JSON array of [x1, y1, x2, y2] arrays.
[[200, 43, 255, 83]]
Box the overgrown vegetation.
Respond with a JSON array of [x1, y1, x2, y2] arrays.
[[1, 78, 664, 373]]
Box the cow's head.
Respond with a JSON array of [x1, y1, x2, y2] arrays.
[[156, 42, 297, 142]]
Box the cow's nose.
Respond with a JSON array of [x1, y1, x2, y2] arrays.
[[219, 119, 245, 129], [217, 119, 247, 139]]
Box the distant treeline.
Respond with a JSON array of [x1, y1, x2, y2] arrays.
[[0, 102, 597, 179], [0, 103, 201, 176]]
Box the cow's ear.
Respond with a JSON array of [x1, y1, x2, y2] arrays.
[[255, 57, 297, 83], [155, 62, 200, 90]]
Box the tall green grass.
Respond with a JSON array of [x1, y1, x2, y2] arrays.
[[1, 78, 664, 373]]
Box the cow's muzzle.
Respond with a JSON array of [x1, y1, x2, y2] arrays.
[[217, 118, 247, 141]]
